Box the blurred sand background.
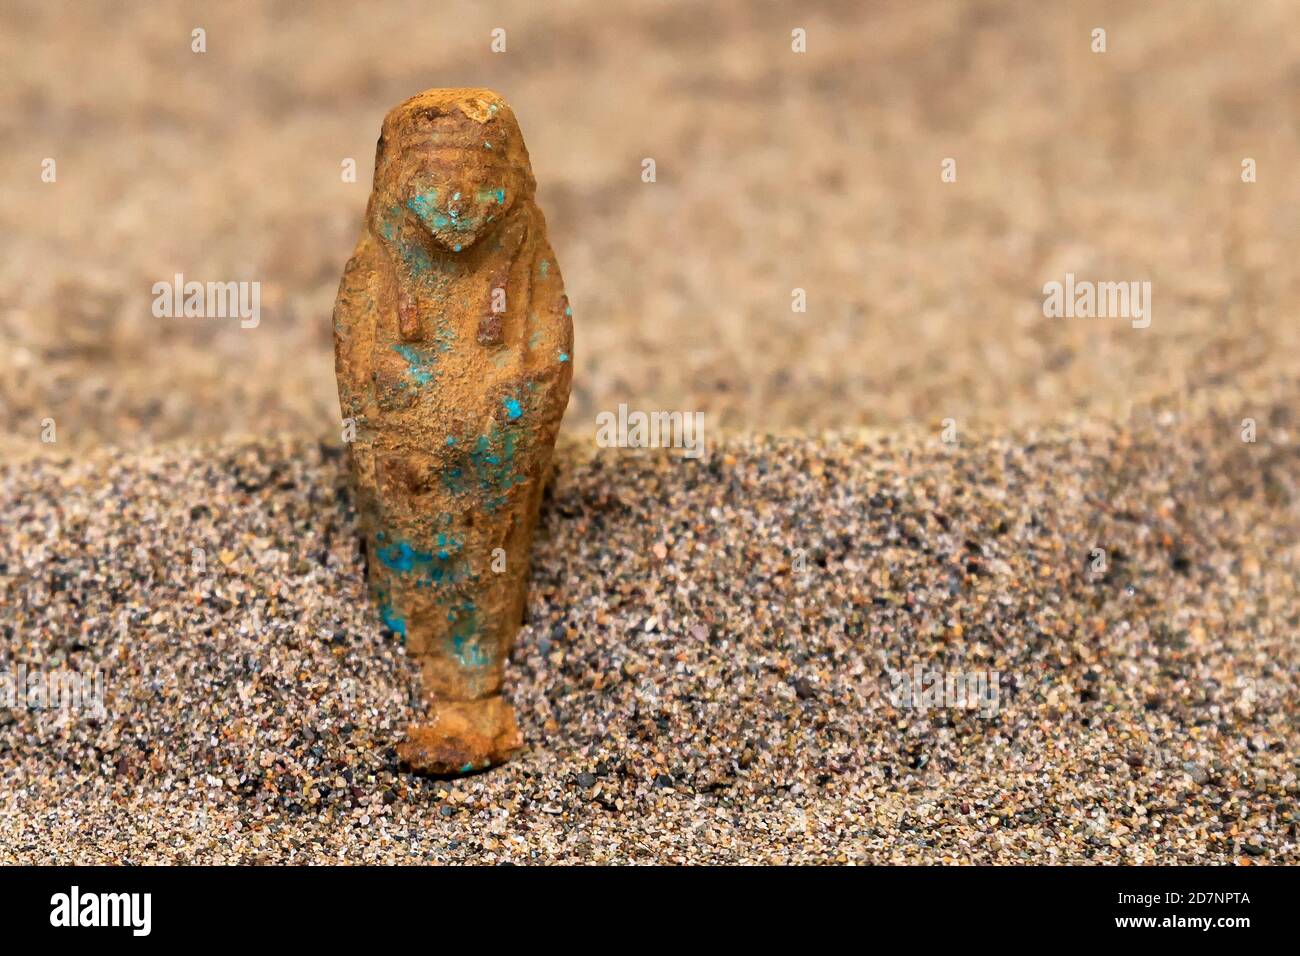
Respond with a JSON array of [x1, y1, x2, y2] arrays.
[[1, 0, 1296, 451], [0, 1, 1297, 864]]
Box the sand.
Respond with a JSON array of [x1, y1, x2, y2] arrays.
[[0, 0, 1297, 863], [1, 385, 1296, 863]]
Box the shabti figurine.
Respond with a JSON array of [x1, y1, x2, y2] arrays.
[[333, 89, 573, 774]]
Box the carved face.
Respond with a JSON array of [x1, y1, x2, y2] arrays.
[[373, 91, 534, 254]]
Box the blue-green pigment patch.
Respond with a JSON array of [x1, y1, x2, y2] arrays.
[[379, 601, 407, 639], [441, 422, 525, 511], [446, 599, 491, 668], [391, 344, 436, 386]]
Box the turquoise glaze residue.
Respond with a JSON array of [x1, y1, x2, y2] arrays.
[[441, 422, 525, 511], [391, 344, 436, 386], [406, 189, 479, 236], [375, 530, 467, 590], [382, 204, 436, 275], [405, 189, 439, 222], [377, 538, 433, 572], [435, 530, 462, 562], [446, 600, 491, 668], [435, 322, 455, 353], [402, 243, 434, 275], [379, 602, 407, 639]]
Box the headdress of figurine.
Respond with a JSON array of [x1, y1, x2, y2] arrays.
[[368, 88, 536, 254]]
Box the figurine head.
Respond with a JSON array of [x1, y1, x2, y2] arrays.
[[370, 89, 536, 254]]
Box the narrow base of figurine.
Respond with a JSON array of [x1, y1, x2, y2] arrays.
[[397, 696, 523, 775]]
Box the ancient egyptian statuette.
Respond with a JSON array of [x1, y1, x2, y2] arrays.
[[332, 89, 573, 774]]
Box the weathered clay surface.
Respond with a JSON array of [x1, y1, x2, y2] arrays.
[[332, 89, 573, 774]]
